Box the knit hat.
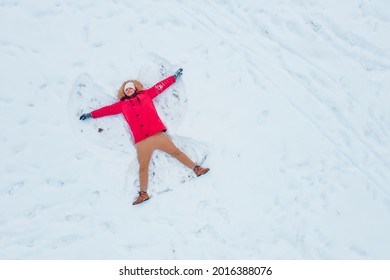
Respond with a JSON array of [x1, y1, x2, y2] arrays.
[[124, 81, 136, 91], [118, 80, 144, 99]]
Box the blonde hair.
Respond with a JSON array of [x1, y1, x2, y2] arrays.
[[117, 80, 144, 99]]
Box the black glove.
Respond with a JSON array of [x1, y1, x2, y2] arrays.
[[79, 112, 92, 121], [173, 68, 183, 80]]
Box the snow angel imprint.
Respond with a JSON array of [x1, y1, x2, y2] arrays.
[[79, 68, 210, 205]]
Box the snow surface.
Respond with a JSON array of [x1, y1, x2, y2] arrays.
[[1, 0, 390, 259]]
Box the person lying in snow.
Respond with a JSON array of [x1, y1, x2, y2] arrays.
[[79, 68, 210, 205]]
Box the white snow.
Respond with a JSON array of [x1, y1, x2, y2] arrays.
[[1, 0, 390, 259]]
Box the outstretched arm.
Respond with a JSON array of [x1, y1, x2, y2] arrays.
[[144, 68, 183, 99], [144, 76, 176, 99], [91, 101, 122, 118], [79, 101, 122, 121]]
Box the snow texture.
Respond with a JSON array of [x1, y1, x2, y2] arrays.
[[1, 0, 390, 259]]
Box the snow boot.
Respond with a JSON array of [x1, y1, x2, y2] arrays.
[[132, 191, 150, 205], [193, 165, 210, 177]]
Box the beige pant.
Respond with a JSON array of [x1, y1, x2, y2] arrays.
[[136, 132, 195, 192]]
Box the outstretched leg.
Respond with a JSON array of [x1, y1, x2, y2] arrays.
[[136, 140, 155, 192], [133, 138, 155, 205], [157, 132, 210, 176], [132, 132, 209, 205], [156, 132, 196, 169]]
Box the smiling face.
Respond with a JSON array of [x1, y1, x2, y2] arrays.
[[124, 87, 136, 97], [119, 80, 143, 99], [123, 81, 136, 97]]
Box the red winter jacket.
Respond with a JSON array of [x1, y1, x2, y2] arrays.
[[91, 76, 176, 143]]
